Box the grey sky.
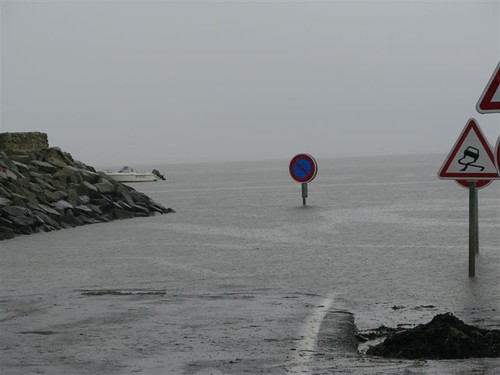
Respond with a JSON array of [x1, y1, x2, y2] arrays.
[[1, 0, 499, 167]]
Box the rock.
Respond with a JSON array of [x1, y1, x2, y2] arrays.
[[43, 190, 67, 203], [51, 200, 74, 212], [78, 214, 101, 225], [10, 192, 30, 206], [94, 179, 115, 194], [65, 189, 80, 206], [91, 198, 112, 213], [12, 160, 30, 175], [34, 177, 55, 191], [0, 216, 14, 229], [0, 226, 15, 240], [28, 182, 44, 193], [75, 205, 93, 214], [32, 211, 61, 230], [366, 313, 500, 359], [87, 204, 103, 216], [8, 215, 36, 234], [113, 208, 134, 219], [0, 146, 174, 240], [53, 166, 82, 184], [0, 197, 12, 207], [4, 169, 18, 180], [34, 204, 61, 216], [120, 190, 135, 206], [2, 205, 30, 217], [150, 204, 170, 214], [30, 160, 57, 173], [82, 181, 98, 194], [60, 211, 83, 227], [0, 186, 11, 198], [130, 204, 149, 215], [78, 195, 90, 205]]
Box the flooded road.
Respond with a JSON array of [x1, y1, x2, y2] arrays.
[[1, 156, 499, 373]]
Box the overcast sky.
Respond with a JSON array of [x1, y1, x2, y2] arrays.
[[1, 0, 499, 167]]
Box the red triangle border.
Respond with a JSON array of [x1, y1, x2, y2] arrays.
[[477, 61, 500, 113], [438, 119, 499, 180]]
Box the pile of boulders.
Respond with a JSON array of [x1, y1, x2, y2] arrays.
[[367, 313, 500, 359], [0, 147, 174, 240]]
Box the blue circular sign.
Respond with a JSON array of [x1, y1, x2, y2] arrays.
[[289, 154, 318, 183]]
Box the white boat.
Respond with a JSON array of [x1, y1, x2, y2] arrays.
[[104, 166, 165, 183]]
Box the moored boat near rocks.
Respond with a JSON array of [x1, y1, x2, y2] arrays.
[[0, 146, 174, 241], [104, 166, 166, 183]]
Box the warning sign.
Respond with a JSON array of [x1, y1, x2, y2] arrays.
[[477, 61, 500, 113], [438, 119, 499, 180]]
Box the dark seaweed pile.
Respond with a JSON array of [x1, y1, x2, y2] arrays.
[[367, 313, 500, 359]]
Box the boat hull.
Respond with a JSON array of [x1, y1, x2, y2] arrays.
[[105, 172, 158, 183]]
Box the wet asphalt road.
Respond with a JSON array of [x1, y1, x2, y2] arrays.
[[2, 157, 500, 374], [1, 216, 499, 375]]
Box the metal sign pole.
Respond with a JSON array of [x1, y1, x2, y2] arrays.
[[475, 189, 479, 254], [302, 183, 308, 206], [468, 180, 478, 277]]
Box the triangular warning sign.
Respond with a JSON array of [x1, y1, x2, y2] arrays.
[[438, 119, 499, 180], [477, 61, 500, 113]]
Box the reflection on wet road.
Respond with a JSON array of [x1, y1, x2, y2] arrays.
[[1, 156, 499, 373]]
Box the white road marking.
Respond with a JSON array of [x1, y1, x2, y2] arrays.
[[288, 293, 335, 374]]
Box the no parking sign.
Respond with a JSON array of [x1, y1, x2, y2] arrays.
[[289, 154, 318, 183], [289, 154, 317, 205]]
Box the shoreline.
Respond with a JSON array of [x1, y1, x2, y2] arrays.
[[0, 147, 174, 241]]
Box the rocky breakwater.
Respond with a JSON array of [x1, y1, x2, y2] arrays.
[[0, 147, 174, 241]]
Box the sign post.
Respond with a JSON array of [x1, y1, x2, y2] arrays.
[[438, 119, 499, 277], [475, 185, 479, 254], [468, 181, 477, 277], [301, 183, 308, 205], [289, 154, 318, 206]]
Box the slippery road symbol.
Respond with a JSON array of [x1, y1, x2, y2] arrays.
[[438, 118, 499, 180], [458, 146, 485, 172]]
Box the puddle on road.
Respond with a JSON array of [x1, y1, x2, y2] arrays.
[[80, 289, 166, 296]]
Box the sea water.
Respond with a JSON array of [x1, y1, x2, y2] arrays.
[[1, 154, 499, 374]]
